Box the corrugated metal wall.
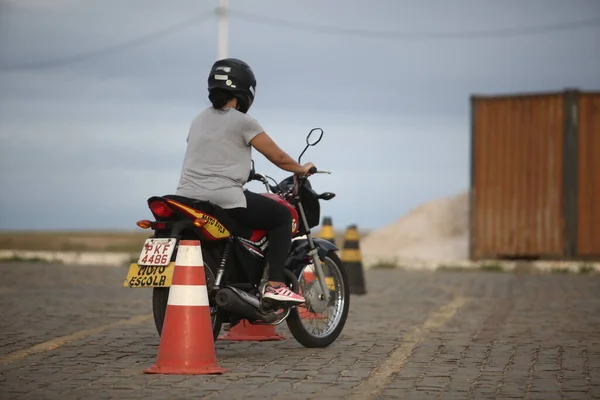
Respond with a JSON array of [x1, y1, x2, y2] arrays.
[[577, 93, 600, 257], [470, 94, 565, 260], [471, 90, 600, 261]]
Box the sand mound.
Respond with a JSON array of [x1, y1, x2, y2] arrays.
[[361, 191, 470, 267]]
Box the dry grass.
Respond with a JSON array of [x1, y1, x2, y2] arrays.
[[0, 230, 152, 253], [0, 229, 370, 253]]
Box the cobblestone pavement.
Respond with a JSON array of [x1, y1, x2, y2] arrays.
[[0, 262, 599, 400]]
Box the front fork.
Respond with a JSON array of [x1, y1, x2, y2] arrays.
[[295, 203, 331, 304]]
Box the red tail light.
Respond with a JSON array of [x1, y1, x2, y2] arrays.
[[149, 200, 173, 218]]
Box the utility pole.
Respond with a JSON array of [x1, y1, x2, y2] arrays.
[[217, 0, 229, 60]]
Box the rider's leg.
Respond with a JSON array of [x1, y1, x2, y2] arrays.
[[225, 190, 305, 303]]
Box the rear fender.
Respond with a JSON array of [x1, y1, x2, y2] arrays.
[[152, 219, 194, 239]]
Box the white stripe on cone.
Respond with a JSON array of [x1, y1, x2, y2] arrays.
[[175, 244, 205, 267], [167, 285, 209, 306]]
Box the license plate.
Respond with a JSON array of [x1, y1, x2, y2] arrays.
[[123, 262, 175, 288], [137, 238, 176, 266]]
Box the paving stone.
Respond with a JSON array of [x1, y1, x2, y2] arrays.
[[1, 263, 599, 398]]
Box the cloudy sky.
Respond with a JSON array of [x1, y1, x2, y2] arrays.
[[0, 0, 599, 231]]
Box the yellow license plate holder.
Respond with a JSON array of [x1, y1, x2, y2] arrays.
[[123, 262, 175, 288]]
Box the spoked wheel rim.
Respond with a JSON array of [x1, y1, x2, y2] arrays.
[[296, 256, 346, 338]]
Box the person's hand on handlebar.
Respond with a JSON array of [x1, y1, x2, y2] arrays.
[[295, 162, 316, 177]]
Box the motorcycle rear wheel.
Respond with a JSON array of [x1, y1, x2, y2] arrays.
[[151, 249, 223, 342], [285, 250, 350, 348]]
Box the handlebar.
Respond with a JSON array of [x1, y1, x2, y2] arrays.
[[248, 167, 331, 197], [306, 166, 331, 176], [250, 168, 331, 184], [251, 172, 268, 183]]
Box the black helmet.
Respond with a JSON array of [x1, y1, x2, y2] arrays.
[[207, 58, 256, 113]]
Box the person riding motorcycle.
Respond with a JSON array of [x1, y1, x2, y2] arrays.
[[175, 58, 313, 305]]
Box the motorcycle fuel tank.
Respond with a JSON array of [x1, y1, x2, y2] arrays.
[[260, 193, 300, 235]]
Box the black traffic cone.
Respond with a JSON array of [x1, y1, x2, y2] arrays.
[[318, 216, 336, 245], [341, 224, 367, 295]]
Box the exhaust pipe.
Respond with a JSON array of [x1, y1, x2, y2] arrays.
[[215, 287, 280, 323]]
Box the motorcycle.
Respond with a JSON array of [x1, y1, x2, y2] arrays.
[[124, 128, 350, 348]]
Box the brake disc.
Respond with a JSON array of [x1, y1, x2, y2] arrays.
[[302, 280, 329, 313]]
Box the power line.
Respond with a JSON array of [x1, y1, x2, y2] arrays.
[[2, 7, 599, 72], [228, 10, 600, 39], [0, 9, 214, 71]]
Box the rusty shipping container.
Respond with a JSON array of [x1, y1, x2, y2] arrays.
[[469, 89, 600, 261]]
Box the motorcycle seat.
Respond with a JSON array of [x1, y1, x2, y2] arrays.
[[162, 194, 254, 239]]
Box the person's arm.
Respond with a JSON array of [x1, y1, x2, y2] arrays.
[[250, 132, 311, 174], [241, 116, 314, 175]]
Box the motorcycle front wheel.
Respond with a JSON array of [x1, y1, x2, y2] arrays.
[[285, 250, 350, 348]]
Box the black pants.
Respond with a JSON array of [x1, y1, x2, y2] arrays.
[[224, 190, 292, 282]]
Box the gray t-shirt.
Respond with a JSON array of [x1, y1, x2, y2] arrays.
[[175, 107, 265, 209]]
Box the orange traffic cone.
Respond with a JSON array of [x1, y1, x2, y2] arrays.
[[219, 319, 285, 341], [144, 240, 226, 375]]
